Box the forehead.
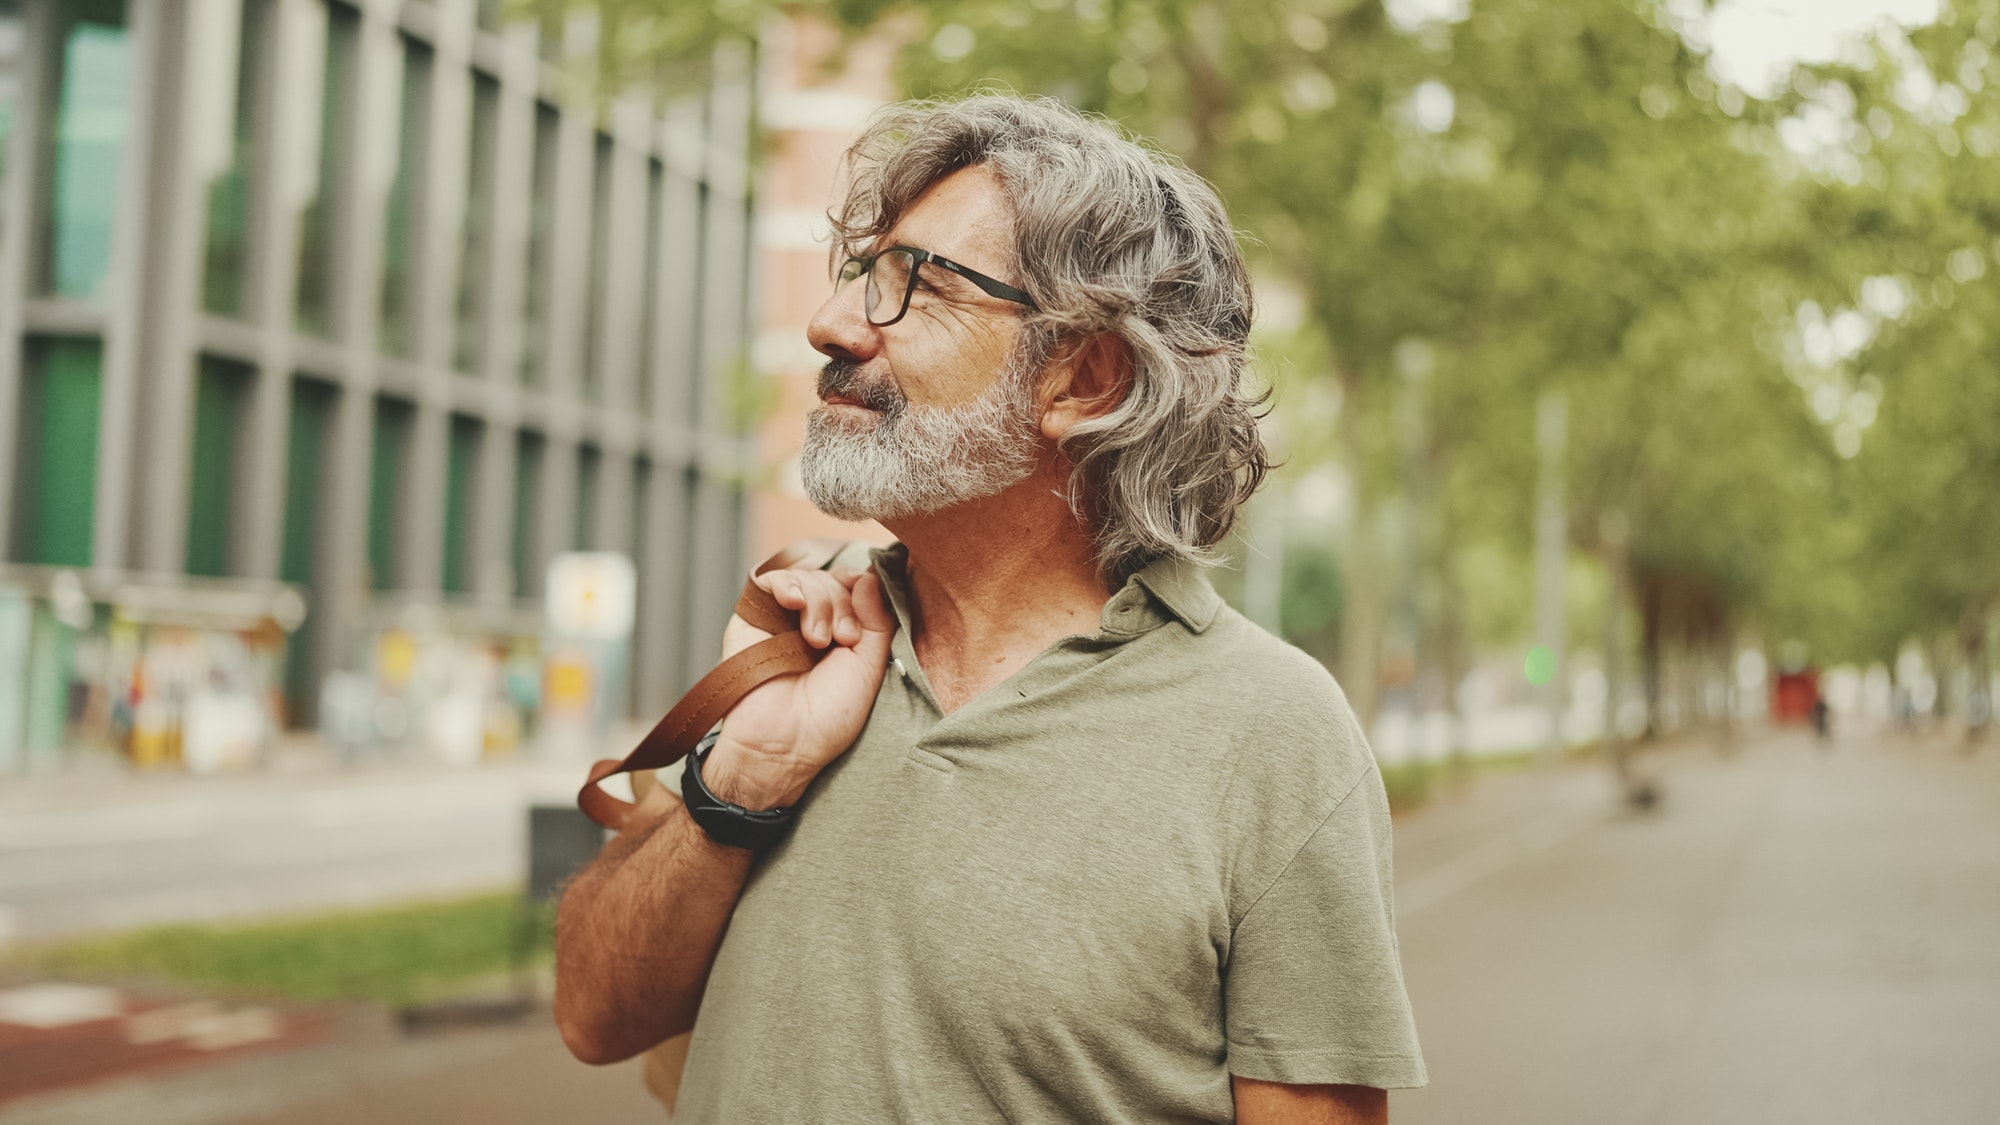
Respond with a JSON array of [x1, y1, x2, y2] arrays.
[[879, 164, 1016, 276]]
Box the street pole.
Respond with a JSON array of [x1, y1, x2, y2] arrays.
[[1394, 341, 1431, 762], [1534, 390, 1568, 762]]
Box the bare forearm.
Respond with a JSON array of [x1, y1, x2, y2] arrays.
[[554, 795, 755, 1064], [1232, 1076, 1388, 1124]]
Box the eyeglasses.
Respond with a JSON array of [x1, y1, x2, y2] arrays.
[[835, 245, 1036, 327]]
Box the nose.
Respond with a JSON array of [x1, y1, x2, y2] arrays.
[[808, 274, 882, 365]]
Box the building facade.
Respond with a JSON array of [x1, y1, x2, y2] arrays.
[[0, 0, 757, 771]]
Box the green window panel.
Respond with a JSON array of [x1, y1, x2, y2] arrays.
[[638, 158, 664, 415], [687, 181, 711, 421], [280, 378, 334, 722], [296, 4, 356, 337], [368, 397, 413, 591], [39, 0, 129, 299], [511, 430, 544, 597], [12, 337, 102, 567], [0, 2, 25, 256], [454, 73, 500, 375], [443, 414, 480, 594], [628, 455, 652, 715], [202, 0, 267, 317], [518, 103, 559, 386], [574, 444, 601, 551], [185, 357, 252, 577], [280, 379, 335, 586], [583, 134, 613, 402], [379, 35, 431, 359]]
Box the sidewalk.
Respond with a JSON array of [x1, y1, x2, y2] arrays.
[[0, 994, 663, 1125], [0, 735, 639, 945], [1, 738, 1641, 1124], [1394, 729, 2000, 1124]]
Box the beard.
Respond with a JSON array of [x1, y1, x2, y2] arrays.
[[799, 353, 1042, 522]]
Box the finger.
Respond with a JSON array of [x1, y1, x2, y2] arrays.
[[827, 567, 871, 646], [755, 570, 808, 612], [796, 571, 837, 647], [827, 577, 862, 646], [847, 572, 895, 666]]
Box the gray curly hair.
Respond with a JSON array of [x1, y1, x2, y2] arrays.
[[828, 93, 1271, 586]]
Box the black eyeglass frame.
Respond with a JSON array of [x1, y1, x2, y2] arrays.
[[836, 245, 1037, 327]]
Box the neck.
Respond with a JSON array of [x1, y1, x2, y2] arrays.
[[881, 457, 1111, 709]]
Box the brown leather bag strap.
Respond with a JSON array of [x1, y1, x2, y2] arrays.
[[577, 540, 851, 831]]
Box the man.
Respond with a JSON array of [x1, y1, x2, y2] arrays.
[[556, 94, 1425, 1123]]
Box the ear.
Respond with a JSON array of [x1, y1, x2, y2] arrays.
[[1038, 335, 1132, 441]]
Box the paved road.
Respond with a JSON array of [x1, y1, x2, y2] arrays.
[[0, 753, 606, 943], [5, 730, 1995, 1122], [1393, 731, 2000, 1125]]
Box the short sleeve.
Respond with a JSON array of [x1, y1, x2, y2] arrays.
[[1223, 767, 1428, 1089]]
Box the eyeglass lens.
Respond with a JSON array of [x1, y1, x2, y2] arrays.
[[865, 250, 915, 325]]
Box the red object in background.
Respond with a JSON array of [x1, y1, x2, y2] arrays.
[[1772, 669, 1820, 724]]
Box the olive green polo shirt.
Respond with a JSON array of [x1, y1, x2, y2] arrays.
[[673, 544, 1425, 1123]]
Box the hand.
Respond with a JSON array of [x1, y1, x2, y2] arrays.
[[705, 565, 896, 809]]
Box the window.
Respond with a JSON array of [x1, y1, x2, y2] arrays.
[[583, 133, 613, 402], [443, 414, 480, 594], [379, 34, 433, 358], [454, 72, 500, 374], [185, 357, 253, 577], [574, 443, 601, 550], [202, 0, 268, 317], [281, 378, 336, 720], [10, 338, 101, 566], [511, 430, 544, 597], [687, 180, 712, 420], [519, 103, 560, 385], [638, 157, 664, 414], [629, 455, 652, 714], [37, 0, 129, 299], [0, 2, 24, 252], [297, 3, 357, 337], [368, 397, 413, 591]]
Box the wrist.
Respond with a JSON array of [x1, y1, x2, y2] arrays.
[[700, 737, 817, 811]]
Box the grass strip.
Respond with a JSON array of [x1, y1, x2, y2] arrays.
[[29, 892, 553, 1007]]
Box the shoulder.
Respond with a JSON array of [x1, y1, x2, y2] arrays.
[[1190, 606, 1384, 911], [1196, 603, 1375, 802]]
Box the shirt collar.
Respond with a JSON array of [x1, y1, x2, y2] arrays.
[[868, 544, 1222, 639], [1127, 552, 1222, 634]]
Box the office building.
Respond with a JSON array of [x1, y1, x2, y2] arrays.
[[0, 0, 757, 771]]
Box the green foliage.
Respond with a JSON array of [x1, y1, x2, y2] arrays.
[[34, 893, 545, 1007], [1773, 0, 2000, 660], [548, 0, 2000, 673]]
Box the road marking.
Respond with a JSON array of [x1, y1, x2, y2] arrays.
[[1397, 808, 1604, 919], [0, 983, 124, 1028]]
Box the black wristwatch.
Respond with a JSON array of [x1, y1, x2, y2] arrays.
[[681, 731, 799, 851]]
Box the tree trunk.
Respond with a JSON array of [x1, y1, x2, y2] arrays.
[[1640, 573, 1664, 741]]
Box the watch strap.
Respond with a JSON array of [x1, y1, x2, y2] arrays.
[[680, 732, 798, 851], [576, 539, 849, 831]]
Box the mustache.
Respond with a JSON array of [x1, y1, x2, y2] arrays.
[[818, 360, 904, 414]]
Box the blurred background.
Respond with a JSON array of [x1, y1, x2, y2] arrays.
[[1, 0, 1997, 1121]]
